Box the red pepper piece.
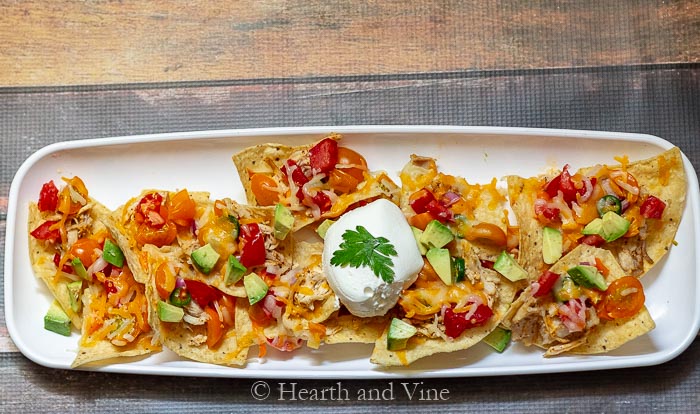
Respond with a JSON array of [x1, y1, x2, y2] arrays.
[[309, 138, 339, 174], [533, 270, 561, 297], [185, 279, 222, 307], [443, 304, 493, 338], [30, 220, 61, 242], [239, 223, 266, 268], [38, 180, 59, 212], [640, 195, 666, 219], [580, 234, 606, 247]]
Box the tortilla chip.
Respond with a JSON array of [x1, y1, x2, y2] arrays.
[[508, 147, 686, 279], [370, 242, 517, 366], [232, 135, 400, 231], [323, 313, 390, 344], [507, 244, 655, 356]]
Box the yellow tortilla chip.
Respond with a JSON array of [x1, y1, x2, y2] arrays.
[[507, 244, 654, 356]]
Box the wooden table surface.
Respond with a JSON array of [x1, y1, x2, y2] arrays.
[[2, 1, 699, 412]]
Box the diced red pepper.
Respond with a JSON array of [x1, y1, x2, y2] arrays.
[[580, 234, 606, 247], [135, 193, 166, 228], [309, 138, 339, 174], [38, 180, 59, 212], [640, 195, 666, 219], [311, 191, 332, 213], [534, 201, 560, 221], [425, 199, 453, 223], [443, 304, 493, 338], [53, 253, 73, 273], [280, 159, 309, 201], [480, 260, 495, 269], [544, 165, 584, 205], [185, 279, 222, 307], [409, 188, 437, 214], [30, 220, 61, 242], [533, 270, 561, 297], [239, 223, 266, 268]]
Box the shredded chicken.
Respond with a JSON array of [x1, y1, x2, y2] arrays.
[[188, 335, 207, 346]]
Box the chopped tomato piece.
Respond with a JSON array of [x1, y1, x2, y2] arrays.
[[135, 193, 166, 228], [534, 201, 560, 221], [68, 238, 101, 268], [280, 159, 309, 201], [185, 280, 222, 307], [239, 223, 266, 268], [544, 165, 584, 204], [168, 189, 196, 226], [30, 220, 61, 242], [337, 147, 368, 181], [53, 253, 73, 273], [155, 263, 176, 300], [409, 188, 437, 214], [580, 234, 606, 247], [443, 304, 493, 338], [248, 302, 274, 326], [533, 270, 561, 297], [640, 195, 666, 219], [480, 260, 495, 269], [205, 306, 225, 348], [310, 191, 332, 213], [38, 180, 59, 212], [250, 173, 280, 206], [425, 199, 453, 223], [464, 222, 507, 247], [309, 137, 339, 174], [134, 222, 177, 247], [598, 276, 645, 320], [328, 168, 360, 193]]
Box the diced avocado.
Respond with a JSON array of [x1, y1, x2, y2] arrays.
[[420, 220, 454, 249], [483, 326, 511, 353], [493, 251, 528, 282], [244, 273, 269, 305], [228, 214, 240, 239], [224, 255, 247, 285], [411, 226, 428, 255], [553, 275, 580, 302], [451, 256, 465, 283], [71, 257, 89, 280], [103, 239, 125, 267], [44, 300, 71, 336], [582, 212, 630, 243], [316, 219, 335, 239], [273, 203, 294, 240], [191, 243, 220, 274], [426, 248, 453, 285], [567, 265, 608, 291], [542, 227, 563, 265], [387, 318, 418, 351], [157, 300, 184, 322], [66, 281, 82, 313]]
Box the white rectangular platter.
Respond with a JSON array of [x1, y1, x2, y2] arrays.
[[5, 126, 700, 379]]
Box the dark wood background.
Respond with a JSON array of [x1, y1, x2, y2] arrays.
[[1, 1, 699, 412]]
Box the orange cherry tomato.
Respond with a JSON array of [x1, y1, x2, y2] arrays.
[[464, 222, 508, 247], [248, 302, 273, 326], [328, 168, 360, 193], [68, 238, 101, 267], [168, 189, 196, 227], [409, 212, 434, 231], [205, 306, 225, 348], [250, 173, 279, 206], [155, 263, 176, 300], [135, 222, 177, 247], [336, 147, 368, 181], [58, 176, 89, 215], [599, 276, 645, 320]]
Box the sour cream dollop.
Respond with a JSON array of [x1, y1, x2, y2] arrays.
[[322, 199, 423, 317]]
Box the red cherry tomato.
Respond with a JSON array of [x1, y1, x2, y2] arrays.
[[443, 304, 493, 338], [30, 220, 61, 242], [580, 234, 606, 247], [328, 169, 360, 193], [38, 180, 59, 212], [68, 238, 101, 268], [135, 193, 166, 228], [337, 147, 368, 181], [640, 195, 666, 219], [309, 137, 339, 174], [239, 223, 266, 268], [544, 165, 583, 204], [533, 270, 561, 297]]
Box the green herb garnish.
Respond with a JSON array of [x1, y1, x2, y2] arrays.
[[330, 226, 398, 283]]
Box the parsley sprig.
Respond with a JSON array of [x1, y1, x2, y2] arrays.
[[330, 226, 398, 283]]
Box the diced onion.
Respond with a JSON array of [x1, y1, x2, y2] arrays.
[[87, 256, 108, 277], [441, 191, 461, 207], [579, 178, 594, 202], [68, 185, 87, 205]]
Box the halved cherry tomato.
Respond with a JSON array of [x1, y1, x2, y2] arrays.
[[168, 189, 196, 227], [409, 188, 437, 214], [533, 270, 561, 297], [544, 165, 585, 205], [185, 279, 222, 307], [444, 304, 493, 338], [155, 263, 176, 300], [58, 177, 89, 215], [248, 302, 274, 326], [68, 238, 101, 268], [464, 222, 507, 247], [205, 306, 225, 348], [239, 223, 266, 268], [135, 222, 177, 247], [336, 147, 368, 181], [598, 276, 645, 320], [640, 195, 666, 219], [328, 169, 360, 193], [425, 199, 453, 223], [250, 173, 279, 206], [135, 193, 166, 228], [38, 180, 59, 212], [580, 234, 606, 247], [309, 137, 339, 173], [409, 212, 434, 231], [30, 220, 61, 242]]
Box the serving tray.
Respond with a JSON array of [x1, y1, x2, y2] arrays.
[[5, 126, 699, 378]]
